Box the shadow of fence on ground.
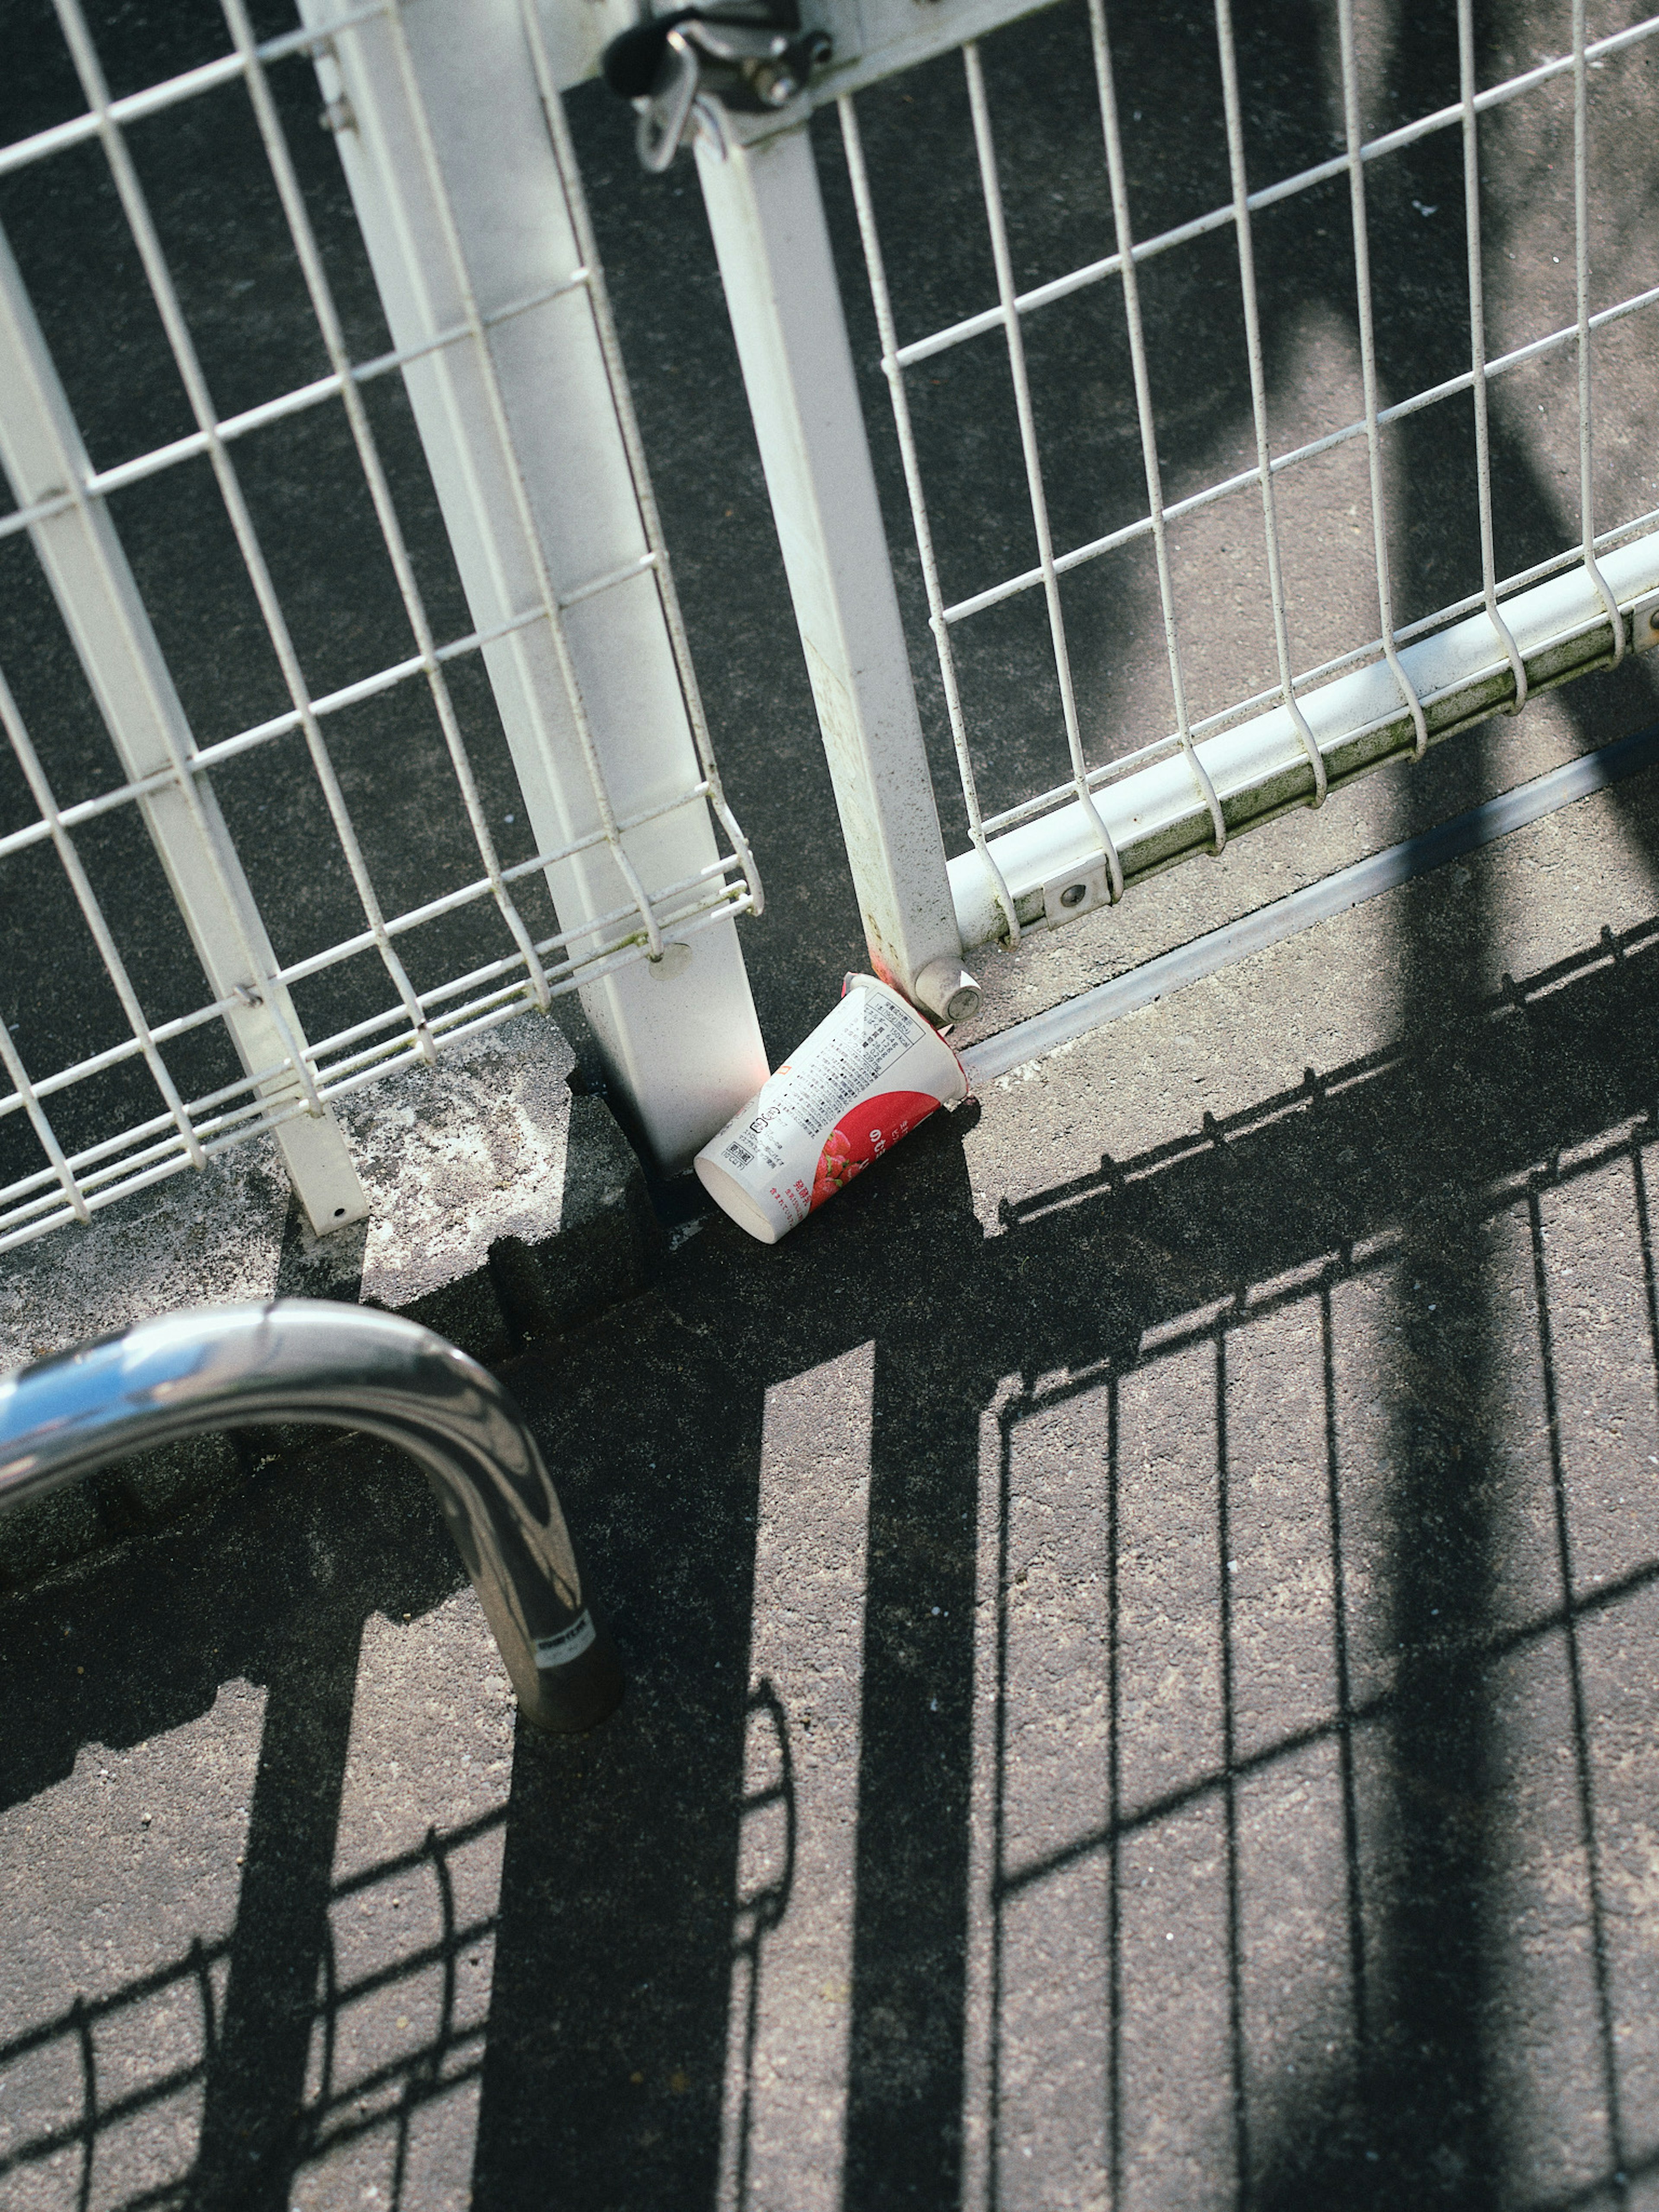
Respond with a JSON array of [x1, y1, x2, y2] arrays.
[[0, 1803, 505, 2212], [831, 904, 1659, 2212], [5, 894, 1659, 2210]]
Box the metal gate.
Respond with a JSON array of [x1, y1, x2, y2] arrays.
[[670, 0, 1659, 985], [3, 0, 1659, 1257]]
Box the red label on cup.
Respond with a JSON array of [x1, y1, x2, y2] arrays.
[[810, 1090, 941, 1209]]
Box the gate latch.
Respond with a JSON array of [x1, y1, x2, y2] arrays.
[[603, 3, 832, 172]]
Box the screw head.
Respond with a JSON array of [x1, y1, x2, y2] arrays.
[[1059, 880, 1089, 908], [914, 956, 980, 1026]]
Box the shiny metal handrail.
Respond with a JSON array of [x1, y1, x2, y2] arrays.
[[0, 1300, 622, 1732]]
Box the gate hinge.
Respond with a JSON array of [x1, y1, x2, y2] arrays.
[[603, 3, 832, 172]]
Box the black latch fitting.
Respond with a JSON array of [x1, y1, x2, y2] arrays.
[[603, 3, 832, 171]]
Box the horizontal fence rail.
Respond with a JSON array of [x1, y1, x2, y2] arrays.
[[950, 538, 1659, 945], [0, 0, 765, 1252]]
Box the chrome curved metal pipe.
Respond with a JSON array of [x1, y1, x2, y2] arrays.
[[0, 1301, 622, 1733]]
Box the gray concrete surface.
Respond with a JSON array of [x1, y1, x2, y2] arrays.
[[5, 0, 1659, 2207], [0, 1012, 581, 1376]]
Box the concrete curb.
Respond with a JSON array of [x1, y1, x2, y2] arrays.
[[0, 1011, 662, 1596]]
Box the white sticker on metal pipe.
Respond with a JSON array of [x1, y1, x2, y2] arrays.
[[534, 1610, 598, 1669]]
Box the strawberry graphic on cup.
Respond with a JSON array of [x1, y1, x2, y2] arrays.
[[810, 1091, 940, 1212]]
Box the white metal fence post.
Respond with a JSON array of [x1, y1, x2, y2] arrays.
[[0, 226, 369, 1236], [301, 0, 769, 1171], [692, 121, 982, 1025]]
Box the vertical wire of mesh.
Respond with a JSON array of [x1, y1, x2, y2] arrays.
[[0, 1043, 93, 1223], [376, 0, 668, 962], [520, 0, 765, 919], [222, 0, 554, 1016], [962, 42, 1126, 895], [0, 666, 207, 1192], [1333, 0, 1428, 755], [1212, 0, 1326, 805], [0, 969, 94, 1223], [838, 92, 1027, 941], [51, 0, 444, 1065], [1573, 0, 1626, 658], [1457, 0, 1528, 710], [1084, 0, 1229, 849]]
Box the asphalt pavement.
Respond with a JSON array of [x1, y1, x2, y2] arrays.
[[4, 0, 1659, 2207]]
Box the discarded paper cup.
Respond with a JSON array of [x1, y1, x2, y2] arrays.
[[694, 973, 968, 1245]]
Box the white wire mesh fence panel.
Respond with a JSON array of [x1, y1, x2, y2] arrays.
[[805, 0, 1659, 945], [0, 0, 763, 1253]]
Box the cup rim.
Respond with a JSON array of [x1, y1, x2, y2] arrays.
[[693, 1153, 782, 1244]]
